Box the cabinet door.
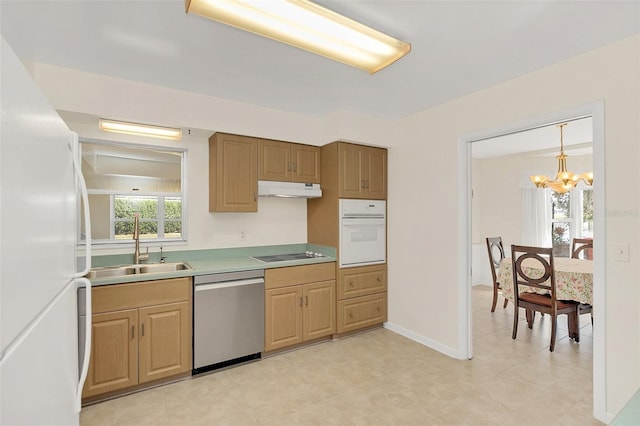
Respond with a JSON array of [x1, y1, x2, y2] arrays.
[[338, 143, 366, 198], [303, 280, 335, 341], [265, 286, 303, 351], [258, 139, 291, 181], [138, 301, 191, 384], [365, 147, 387, 200], [82, 309, 138, 398], [291, 144, 321, 183], [209, 133, 257, 212]]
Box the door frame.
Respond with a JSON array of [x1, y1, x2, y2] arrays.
[[457, 101, 606, 422]]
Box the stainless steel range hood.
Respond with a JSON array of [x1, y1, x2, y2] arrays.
[[258, 180, 322, 198]]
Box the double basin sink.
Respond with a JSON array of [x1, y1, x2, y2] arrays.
[[85, 262, 191, 279]]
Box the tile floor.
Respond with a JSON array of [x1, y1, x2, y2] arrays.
[[81, 286, 599, 425]]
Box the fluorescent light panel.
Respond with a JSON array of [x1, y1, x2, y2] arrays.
[[98, 119, 182, 141], [185, 0, 411, 74]]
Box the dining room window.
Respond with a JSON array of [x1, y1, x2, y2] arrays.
[[550, 189, 593, 257]]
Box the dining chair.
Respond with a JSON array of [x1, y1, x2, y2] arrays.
[[511, 244, 580, 352], [571, 238, 594, 324], [485, 237, 509, 312], [571, 238, 593, 260]]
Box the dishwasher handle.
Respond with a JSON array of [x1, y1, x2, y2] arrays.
[[195, 278, 264, 292]]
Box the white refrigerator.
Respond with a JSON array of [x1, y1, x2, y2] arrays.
[[0, 36, 92, 425]]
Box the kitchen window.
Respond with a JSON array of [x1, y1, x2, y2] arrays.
[[79, 140, 187, 245]]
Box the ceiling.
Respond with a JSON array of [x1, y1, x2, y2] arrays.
[[1, 1, 638, 157]]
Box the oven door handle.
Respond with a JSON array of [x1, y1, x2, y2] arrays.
[[342, 218, 386, 226]]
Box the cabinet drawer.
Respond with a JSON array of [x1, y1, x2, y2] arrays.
[[92, 277, 191, 314], [265, 262, 336, 290], [337, 292, 387, 333], [337, 264, 387, 300]]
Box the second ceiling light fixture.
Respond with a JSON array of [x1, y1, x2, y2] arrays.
[[530, 123, 593, 194], [185, 0, 411, 74]]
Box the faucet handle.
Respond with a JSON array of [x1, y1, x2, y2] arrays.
[[159, 245, 166, 263]]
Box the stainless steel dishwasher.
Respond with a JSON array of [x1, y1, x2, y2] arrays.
[[193, 270, 265, 374]]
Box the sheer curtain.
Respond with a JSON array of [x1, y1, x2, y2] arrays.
[[521, 187, 551, 247]]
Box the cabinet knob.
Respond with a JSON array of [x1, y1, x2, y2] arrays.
[[377, 276, 381, 282]]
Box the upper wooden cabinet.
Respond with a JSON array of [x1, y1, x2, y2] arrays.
[[258, 139, 321, 184], [338, 143, 387, 200], [209, 133, 258, 212]]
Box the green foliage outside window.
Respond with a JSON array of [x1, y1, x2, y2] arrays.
[[114, 195, 181, 239]]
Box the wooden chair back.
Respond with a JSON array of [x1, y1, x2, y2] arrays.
[[485, 237, 505, 284], [511, 245, 555, 299], [571, 238, 593, 260]]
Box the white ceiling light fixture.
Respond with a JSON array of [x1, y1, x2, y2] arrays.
[[185, 0, 411, 74], [98, 119, 182, 141], [530, 123, 593, 193]]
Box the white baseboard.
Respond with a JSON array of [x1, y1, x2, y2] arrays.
[[384, 322, 463, 360]]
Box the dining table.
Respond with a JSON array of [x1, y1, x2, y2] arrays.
[[498, 256, 593, 305]]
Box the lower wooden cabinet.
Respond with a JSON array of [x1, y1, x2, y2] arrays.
[[82, 278, 192, 400], [337, 293, 387, 334], [264, 263, 336, 352], [336, 264, 387, 334]]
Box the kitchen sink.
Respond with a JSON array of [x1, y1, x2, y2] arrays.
[[85, 262, 191, 279], [138, 262, 191, 274]]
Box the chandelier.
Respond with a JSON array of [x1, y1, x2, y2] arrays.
[[529, 123, 593, 194]]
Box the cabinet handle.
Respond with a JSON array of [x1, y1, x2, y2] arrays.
[[349, 281, 354, 287], [299, 297, 303, 307], [141, 323, 144, 337], [293, 162, 297, 172], [361, 179, 365, 189], [254, 192, 257, 201], [131, 325, 134, 339], [349, 313, 354, 318], [305, 295, 308, 306], [377, 307, 381, 312], [377, 276, 381, 282], [366, 179, 370, 189], [288, 161, 292, 172]]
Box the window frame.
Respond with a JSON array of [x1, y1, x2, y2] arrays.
[[549, 188, 592, 257], [78, 138, 188, 247]]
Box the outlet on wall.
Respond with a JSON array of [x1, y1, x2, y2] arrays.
[[240, 230, 246, 241]]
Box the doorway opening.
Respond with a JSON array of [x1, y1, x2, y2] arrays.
[[457, 102, 605, 422]]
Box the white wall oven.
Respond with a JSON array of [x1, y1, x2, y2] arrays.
[[339, 199, 386, 268]]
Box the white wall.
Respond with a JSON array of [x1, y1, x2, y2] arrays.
[[22, 34, 640, 420], [388, 35, 639, 420]]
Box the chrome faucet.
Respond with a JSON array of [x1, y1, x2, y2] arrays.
[[133, 214, 149, 264]]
